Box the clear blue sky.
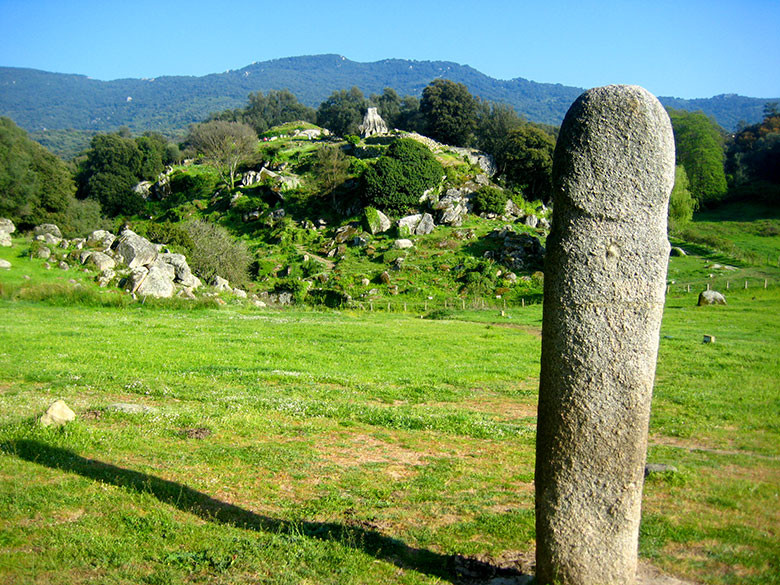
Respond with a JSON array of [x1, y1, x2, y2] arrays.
[[1, 0, 778, 99]]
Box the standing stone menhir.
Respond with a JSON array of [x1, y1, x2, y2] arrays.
[[535, 85, 675, 585]]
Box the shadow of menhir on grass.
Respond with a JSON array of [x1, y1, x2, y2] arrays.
[[6, 440, 531, 585]]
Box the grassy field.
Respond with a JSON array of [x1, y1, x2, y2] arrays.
[[0, 288, 777, 584], [1, 203, 779, 585]]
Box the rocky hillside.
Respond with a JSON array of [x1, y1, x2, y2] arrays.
[[0, 121, 552, 308]]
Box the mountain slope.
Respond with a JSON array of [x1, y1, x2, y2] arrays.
[[0, 54, 774, 141]]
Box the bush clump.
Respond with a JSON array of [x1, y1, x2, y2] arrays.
[[182, 220, 252, 287], [167, 170, 219, 206], [362, 138, 443, 213], [472, 186, 508, 215]]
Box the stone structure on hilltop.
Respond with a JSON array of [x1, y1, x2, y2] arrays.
[[535, 85, 675, 585], [358, 107, 388, 138]]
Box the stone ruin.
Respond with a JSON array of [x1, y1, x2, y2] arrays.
[[358, 107, 388, 138], [535, 85, 675, 585]]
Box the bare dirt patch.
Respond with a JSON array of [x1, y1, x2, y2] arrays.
[[650, 435, 780, 461], [318, 434, 429, 468], [179, 427, 213, 440], [491, 322, 542, 338], [457, 394, 537, 420]]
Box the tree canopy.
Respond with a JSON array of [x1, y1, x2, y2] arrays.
[[316, 87, 368, 137], [668, 109, 728, 206], [0, 117, 103, 234], [186, 120, 257, 190], [212, 89, 316, 135], [726, 104, 780, 188], [370, 88, 423, 132], [420, 79, 478, 147], [499, 125, 556, 201]]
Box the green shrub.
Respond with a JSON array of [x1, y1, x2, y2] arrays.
[[168, 170, 219, 206], [140, 222, 195, 251], [472, 186, 508, 215], [424, 309, 456, 320], [182, 220, 252, 287], [362, 138, 443, 213]]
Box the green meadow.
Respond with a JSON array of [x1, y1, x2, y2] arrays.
[[0, 212, 779, 584]]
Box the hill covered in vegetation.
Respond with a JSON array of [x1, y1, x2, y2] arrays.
[[1, 54, 775, 155]]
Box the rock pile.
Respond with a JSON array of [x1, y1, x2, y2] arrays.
[[18, 222, 207, 299], [488, 227, 546, 272]]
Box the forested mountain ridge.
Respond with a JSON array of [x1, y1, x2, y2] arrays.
[[1, 54, 774, 144]]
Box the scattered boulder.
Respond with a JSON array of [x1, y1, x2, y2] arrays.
[[670, 246, 687, 257], [87, 251, 116, 272], [416, 213, 435, 235], [352, 235, 370, 248], [87, 230, 116, 251], [126, 267, 149, 293], [78, 250, 94, 264], [268, 291, 294, 305], [334, 225, 360, 244], [133, 181, 153, 199], [150, 257, 176, 281], [504, 198, 524, 218], [398, 213, 436, 236], [644, 463, 678, 476], [136, 265, 175, 298], [449, 147, 498, 176], [394, 239, 414, 249], [33, 223, 62, 239], [96, 269, 115, 287], [292, 128, 325, 139], [0, 219, 13, 247], [698, 290, 727, 306], [35, 232, 62, 245], [433, 189, 471, 227], [35, 246, 52, 260], [523, 214, 539, 228], [159, 253, 200, 288], [358, 107, 389, 137], [177, 287, 197, 300], [40, 400, 75, 427], [380, 271, 391, 284], [58, 261, 69, 271], [0, 259, 11, 269], [213, 276, 231, 292], [489, 228, 546, 272], [364, 207, 391, 234], [116, 229, 157, 269], [279, 175, 301, 190], [233, 288, 247, 299], [0, 218, 16, 235]]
